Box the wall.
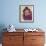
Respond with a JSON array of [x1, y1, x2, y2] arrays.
[[0, 0, 46, 29], [0, 0, 46, 44]]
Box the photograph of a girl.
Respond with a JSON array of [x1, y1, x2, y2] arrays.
[[20, 5, 34, 22], [23, 7, 32, 20]]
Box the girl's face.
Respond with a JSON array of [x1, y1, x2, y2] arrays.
[[24, 10, 31, 16]]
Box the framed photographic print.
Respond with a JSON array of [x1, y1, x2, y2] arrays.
[[19, 5, 34, 23]]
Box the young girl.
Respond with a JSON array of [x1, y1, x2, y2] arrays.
[[23, 7, 32, 20]]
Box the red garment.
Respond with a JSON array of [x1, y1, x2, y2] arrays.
[[23, 15, 32, 20]]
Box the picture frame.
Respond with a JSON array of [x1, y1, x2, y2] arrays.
[[19, 5, 34, 23]]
